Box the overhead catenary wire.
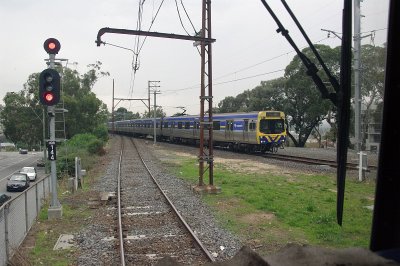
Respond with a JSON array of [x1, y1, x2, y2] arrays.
[[180, 0, 198, 33], [175, 0, 191, 36], [174, 0, 200, 55], [128, 0, 165, 99]]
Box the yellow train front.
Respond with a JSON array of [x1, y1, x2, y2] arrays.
[[256, 111, 286, 152]]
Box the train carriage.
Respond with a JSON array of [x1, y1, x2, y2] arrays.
[[109, 110, 286, 153]]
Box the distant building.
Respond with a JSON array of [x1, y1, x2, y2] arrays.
[[362, 103, 382, 154], [0, 142, 15, 149]]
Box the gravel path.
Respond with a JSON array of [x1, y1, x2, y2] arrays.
[[74, 136, 243, 265]]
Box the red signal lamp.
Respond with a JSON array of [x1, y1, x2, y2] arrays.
[[44, 92, 55, 103], [48, 42, 56, 50], [43, 38, 61, 54]]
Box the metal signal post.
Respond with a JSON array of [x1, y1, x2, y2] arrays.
[[42, 38, 62, 219]]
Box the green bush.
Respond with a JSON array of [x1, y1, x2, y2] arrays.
[[55, 133, 106, 176], [66, 133, 98, 149], [93, 125, 109, 142], [87, 139, 105, 155]]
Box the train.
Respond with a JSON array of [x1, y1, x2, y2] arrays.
[[109, 110, 287, 153]]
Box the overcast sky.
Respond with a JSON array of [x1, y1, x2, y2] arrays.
[[0, 0, 389, 116]]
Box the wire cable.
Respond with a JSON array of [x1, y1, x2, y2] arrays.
[[175, 0, 191, 35], [180, 0, 197, 33]]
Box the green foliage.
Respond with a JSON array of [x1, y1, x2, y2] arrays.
[[0, 62, 110, 147], [92, 125, 109, 142], [67, 133, 105, 156], [172, 156, 375, 248], [142, 106, 166, 118], [0, 91, 44, 149], [66, 133, 98, 149], [87, 138, 105, 155], [114, 107, 141, 121], [56, 133, 106, 175]]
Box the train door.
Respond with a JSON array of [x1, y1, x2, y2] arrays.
[[225, 120, 234, 140], [243, 119, 249, 142], [193, 119, 199, 139]]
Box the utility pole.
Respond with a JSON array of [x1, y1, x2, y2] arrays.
[[41, 38, 63, 219], [354, 0, 373, 182], [112, 79, 115, 134], [148, 81, 160, 117], [151, 85, 161, 145], [111, 79, 151, 125], [354, 0, 362, 152], [43, 109, 47, 173], [196, 0, 218, 192]]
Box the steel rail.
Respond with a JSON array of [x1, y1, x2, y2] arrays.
[[117, 137, 126, 266], [129, 138, 216, 263], [263, 153, 377, 171]]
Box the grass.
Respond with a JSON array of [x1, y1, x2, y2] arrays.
[[22, 201, 90, 266], [168, 155, 376, 254]]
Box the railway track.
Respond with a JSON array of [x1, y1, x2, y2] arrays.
[[116, 136, 215, 265], [263, 152, 378, 171]]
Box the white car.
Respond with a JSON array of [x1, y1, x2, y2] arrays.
[[20, 167, 37, 181]]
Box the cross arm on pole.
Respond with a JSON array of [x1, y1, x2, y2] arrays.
[[96, 27, 216, 47]]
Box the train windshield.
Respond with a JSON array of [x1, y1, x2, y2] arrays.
[[259, 119, 285, 134]]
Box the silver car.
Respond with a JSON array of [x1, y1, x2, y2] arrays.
[[20, 167, 37, 181]]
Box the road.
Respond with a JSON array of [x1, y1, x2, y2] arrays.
[[0, 151, 45, 196]]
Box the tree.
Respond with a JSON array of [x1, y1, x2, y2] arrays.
[[216, 45, 338, 147], [276, 45, 339, 147], [217, 96, 241, 113], [248, 78, 286, 111], [0, 62, 110, 147], [113, 107, 140, 121], [359, 44, 386, 148], [142, 107, 166, 118], [0, 91, 43, 149]]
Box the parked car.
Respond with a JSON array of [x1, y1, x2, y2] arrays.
[[7, 173, 30, 192], [0, 193, 11, 207], [19, 149, 28, 154], [20, 166, 37, 181], [37, 158, 45, 167]]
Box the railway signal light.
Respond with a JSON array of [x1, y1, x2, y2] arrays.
[[39, 69, 60, 106], [43, 38, 61, 54]]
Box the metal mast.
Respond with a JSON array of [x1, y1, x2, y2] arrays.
[[198, 0, 215, 188], [354, 0, 362, 152]]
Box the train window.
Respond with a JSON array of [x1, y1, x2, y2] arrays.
[[213, 121, 221, 130], [259, 119, 285, 134], [185, 122, 190, 129], [164, 122, 168, 128], [178, 122, 183, 129], [226, 120, 234, 131], [244, 120, 249, 132], [249, 121, 256, 131]]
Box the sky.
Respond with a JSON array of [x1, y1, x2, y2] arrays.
[[0, 0, 389, 117]]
